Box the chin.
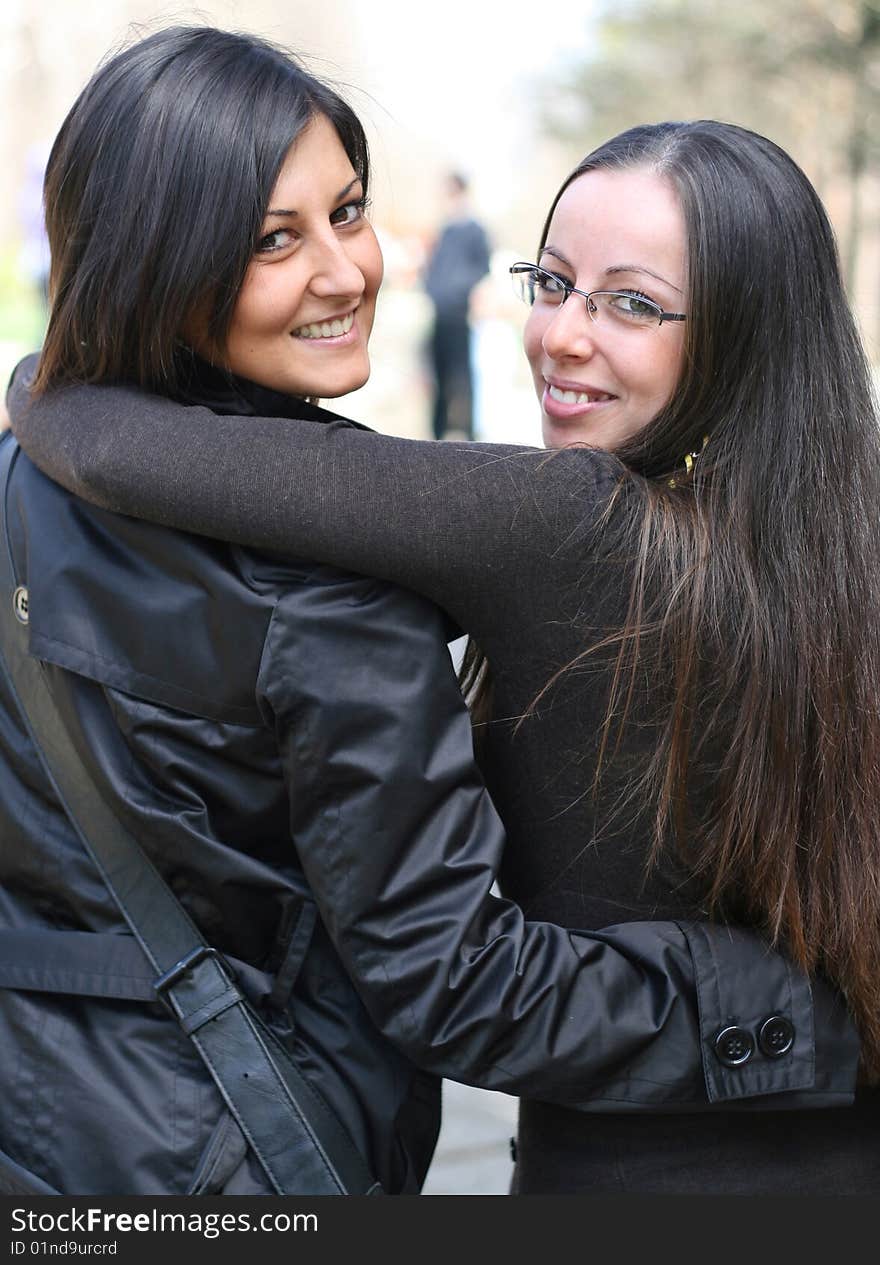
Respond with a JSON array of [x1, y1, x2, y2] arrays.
[[310, 364, 371, 401], [542, 421, 589, 451]]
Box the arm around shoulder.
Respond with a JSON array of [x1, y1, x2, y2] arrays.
[[6, 353, 559, 614]]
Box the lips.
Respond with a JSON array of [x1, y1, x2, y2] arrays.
[[542, 378, 617, 420], [292, 310, 356, 340]]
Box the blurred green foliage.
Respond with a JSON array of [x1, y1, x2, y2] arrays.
[[0, 247, 46, 345], [0, 247, 45, 395]]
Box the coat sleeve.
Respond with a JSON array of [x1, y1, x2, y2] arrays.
[[259, 572, 859, 1109], [5, 356, 606, 628]]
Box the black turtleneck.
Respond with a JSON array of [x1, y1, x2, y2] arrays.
[[171, 355, 371, 430]]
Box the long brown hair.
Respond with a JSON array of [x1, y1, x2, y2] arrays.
[[468, 121, 880, 1077]]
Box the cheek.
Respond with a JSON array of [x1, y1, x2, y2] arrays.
[[621, 338, 683, 405], [231, 272, 308, 340], [523, 309, 547, 372], [651, 338, 685, 404]]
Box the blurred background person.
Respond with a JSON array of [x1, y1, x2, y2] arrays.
[[423, 171, 490, 439]]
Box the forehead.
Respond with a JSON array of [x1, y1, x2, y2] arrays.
[[545, 166, 686, 284], [270, 113, 358, 203]]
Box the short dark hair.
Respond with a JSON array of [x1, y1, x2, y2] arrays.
[[34, 26, 370, 396]]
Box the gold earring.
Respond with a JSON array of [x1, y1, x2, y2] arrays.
[[669, 435, 709, 488]]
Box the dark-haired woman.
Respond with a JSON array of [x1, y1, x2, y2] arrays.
[[1, 27, 843, 1198], [14, 107, 880, 1193]]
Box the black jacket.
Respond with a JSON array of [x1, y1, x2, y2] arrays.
[[0, 430, 859, 1197]]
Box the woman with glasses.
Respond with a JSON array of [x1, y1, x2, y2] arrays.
[[8, 95, 879, 1192]]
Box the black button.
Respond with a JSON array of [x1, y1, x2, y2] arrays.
[[713, 1025, 755, 1067], [758, 1015, 795, 1059]]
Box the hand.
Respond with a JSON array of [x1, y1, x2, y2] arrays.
[[0, 399, 9, 433]]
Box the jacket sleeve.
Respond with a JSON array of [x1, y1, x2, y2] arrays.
[[259, 572, 859, 1110]]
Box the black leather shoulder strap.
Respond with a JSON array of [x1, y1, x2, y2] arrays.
[[0, 435, 381, 1196]]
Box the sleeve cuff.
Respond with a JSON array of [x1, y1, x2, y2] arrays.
[[680, 921, 859, 1104]]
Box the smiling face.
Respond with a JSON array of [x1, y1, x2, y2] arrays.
[[197, 112, 383, 398], [524, 165, 687, 450]]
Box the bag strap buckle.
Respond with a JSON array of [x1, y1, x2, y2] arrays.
[[153, 945, 233, 997]]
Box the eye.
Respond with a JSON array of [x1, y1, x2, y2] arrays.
[[532, 268, 568, 301], [330, 196, 370, 227], [255, 227, 295, 255], [606, 290, 661, 322]]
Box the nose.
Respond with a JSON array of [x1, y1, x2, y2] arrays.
[[540, 294, 599, 363], [307, 230, 366, 302]]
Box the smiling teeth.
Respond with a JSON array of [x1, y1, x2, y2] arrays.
[[293, 311, 355, 339], [548, 385, 611, 405]]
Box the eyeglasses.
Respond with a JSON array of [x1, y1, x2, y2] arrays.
[[510, 262, 686, 329]]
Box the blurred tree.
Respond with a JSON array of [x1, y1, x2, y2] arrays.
[[540, 0, 880, 308]]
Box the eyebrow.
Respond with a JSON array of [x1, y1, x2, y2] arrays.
[[265, 177, 361, 219], [541, 246, 682, 294]]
